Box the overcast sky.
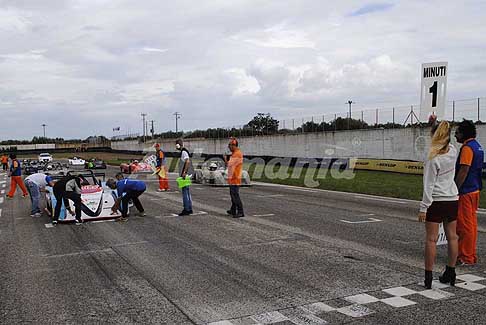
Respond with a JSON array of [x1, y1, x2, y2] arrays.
[[0, 0, 485, 140]]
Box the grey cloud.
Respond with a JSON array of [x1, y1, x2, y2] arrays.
[[0, 1, 485, 140]]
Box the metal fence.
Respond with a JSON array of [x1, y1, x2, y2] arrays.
[[113, 97, 486, 141], [277, 97, 486, 133]]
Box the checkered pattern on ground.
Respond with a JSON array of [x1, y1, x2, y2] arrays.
[[208, 273, 486, 325]]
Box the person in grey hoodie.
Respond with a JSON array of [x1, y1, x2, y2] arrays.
[[418, 119, 459, 289]]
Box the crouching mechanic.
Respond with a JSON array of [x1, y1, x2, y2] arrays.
[[52, 174, 83, 225], [107, 173, 147, 222], [24, 173, 55, 217]]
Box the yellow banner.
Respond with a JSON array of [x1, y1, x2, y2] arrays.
[[349, 158, 424, 175]]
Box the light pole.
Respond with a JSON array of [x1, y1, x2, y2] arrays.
[[347, 100, 354, 130], [141, 113, 147, 142], [174, 112, 181, 133], [41, 124, 47, 139]]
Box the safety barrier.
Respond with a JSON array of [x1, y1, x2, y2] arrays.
[[349, 158, 424, 175]]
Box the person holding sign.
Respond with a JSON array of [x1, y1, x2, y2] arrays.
[[154, 143, 169, 192], [454, 120, 483, 266], [418, 119, 459, 289]]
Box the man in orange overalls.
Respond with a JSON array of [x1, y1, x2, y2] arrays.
[[154, 143, 169, 192], [226, 138, 244, 218], [455, 120, 484, 266], [1, 153, 8, 172], [7, 153, 28, 198]]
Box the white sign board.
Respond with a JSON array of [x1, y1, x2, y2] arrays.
[[420, 62, 448, 121], [437, 223, 447, 246]]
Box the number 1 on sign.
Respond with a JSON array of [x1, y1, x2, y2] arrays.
[[429, 81, 438, 108]]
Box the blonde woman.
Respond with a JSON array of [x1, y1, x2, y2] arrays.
[[418, 120, 459, 289]]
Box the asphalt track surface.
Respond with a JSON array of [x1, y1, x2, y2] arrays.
[[2, 165, 486, 324]]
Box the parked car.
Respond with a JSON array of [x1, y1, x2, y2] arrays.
[[38, 153, 53, 162]]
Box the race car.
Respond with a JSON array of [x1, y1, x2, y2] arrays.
[[45, 171, 131, 222], [120, 159, 154, 174], [68, 157, 86, 166], [192, 160, 251, 186], [85, 158, 107, 169]]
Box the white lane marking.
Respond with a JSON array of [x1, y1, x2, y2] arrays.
[[345, 294, 380, 304], [456, 282, 486, 291], [337, 304, 375, 318], [154, 211, 208, 218], [253, 181, 418, 203], [383, 287, 417, 297], [0, 209, 2, 217], [284, 308, 328, 325], [380, 297, 416, 308], [0, 197, 4, 204], [417, 289, 454, 300], [258, 194, 285, 198], [252, 213, 275, 217], [456, 274, 486, 282], [0, 190, 4, 194], [45, 223, 54, 228], [1, 184, 5, 188], [207, 321, 233, 325], [340, 218, 382, 224], [155, 213, 179, 218], [250, 311, 288, 324], [353, 195, 407, 204], [0, 181, 6, 184], [90, 219, 116, 224], [302, 302, 336, 313], [354, 213, 376, 217]]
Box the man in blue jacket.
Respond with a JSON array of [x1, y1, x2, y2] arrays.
[[107, 173, 146, 222]]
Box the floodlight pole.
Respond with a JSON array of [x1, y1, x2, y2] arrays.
[[141, 113, 147, 142], [41, 124, 47, 139], [174, 112, 181, 133], [347, 100, 354, 130]]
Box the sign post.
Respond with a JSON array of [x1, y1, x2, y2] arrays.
[[420, 62, 448, 121]]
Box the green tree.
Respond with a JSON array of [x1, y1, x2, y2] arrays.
[[246, 113, 279, 134]]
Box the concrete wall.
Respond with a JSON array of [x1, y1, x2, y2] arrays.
[[0, 143, 56, 151], [111, 125, 486, 161]]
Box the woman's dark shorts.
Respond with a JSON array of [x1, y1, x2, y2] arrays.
[[426, 200, 458, 223]]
